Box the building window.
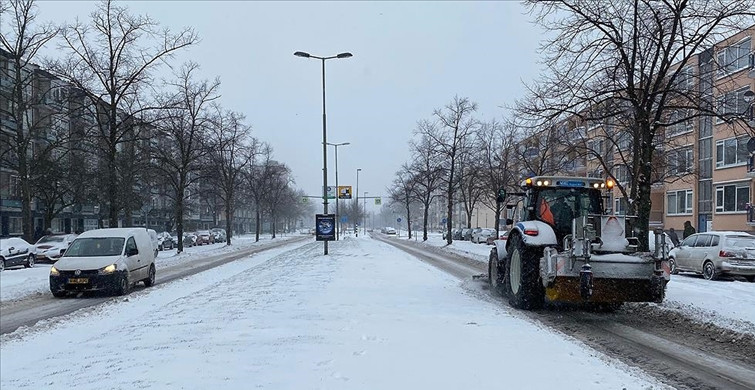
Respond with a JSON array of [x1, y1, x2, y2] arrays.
[[9, 175, 21, 198], [715, 183, 749, 213], [667, 109, 694, 137], [668, 146, 693, 175], [8, 217, 22, 234], [612, 164, 630, 184], [586, 139, 603, 160], [715, 136, 749, 168], [667, 189, 693, 215], [614, 197, 628, 215], [675, 66, 695, 91], [617, 131, 632, 150], [717, 37, 751, 77], [716, 87, 752, 123]]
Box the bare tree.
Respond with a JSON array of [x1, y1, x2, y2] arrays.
[[476, 119, 520, 236], [263, 161, 293, 239], [388, 165, 417, 239], [152, 63, 218, 252], [408, 134, 444, 241], [417, 96, 479, 244], [517, 0, 754, 250], [206, 108, 253, 245], [0, 0, 58, 240], [243, 142, 273, 242], [47, 0, 197, 227]]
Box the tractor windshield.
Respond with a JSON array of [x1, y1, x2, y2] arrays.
[[535, 187, 603, 239]]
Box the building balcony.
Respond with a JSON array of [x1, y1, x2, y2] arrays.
[[747, 155, 755, 178], [748, 207, 755, 226]]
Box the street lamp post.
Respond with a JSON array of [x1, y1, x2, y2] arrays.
[[294, 51, 353, 255], [356, 168, 361, 237], [327, 142, 350, 240], [363, 191, 368, 236]]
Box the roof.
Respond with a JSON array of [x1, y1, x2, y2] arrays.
[[76, 228, 147, 239]]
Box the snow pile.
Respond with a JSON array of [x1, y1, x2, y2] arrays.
[[1, 237, 666, 389]]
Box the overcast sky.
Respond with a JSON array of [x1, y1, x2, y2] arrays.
[[32, 0, 546, 215]]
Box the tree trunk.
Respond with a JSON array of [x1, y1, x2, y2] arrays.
[[176, 184, 185, 253], [225, 197, 233, 245], [255, 206, 261, 242], [406, 205, 412, 239], [422, 201, 430, 241], [271, 211, 277, 239]]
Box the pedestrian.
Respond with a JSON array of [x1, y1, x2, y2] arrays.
[[33, 226, 44, 242], [683, 221, 695, 239], [667, 227, 680, 246]]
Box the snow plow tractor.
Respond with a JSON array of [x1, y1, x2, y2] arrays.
[[488, 176, 670, 310]]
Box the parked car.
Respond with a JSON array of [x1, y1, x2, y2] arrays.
[[157, 232, 174, 250], [452, 229, 464, 240], [196, 230, 213, 245], [472, 228, 496, 244], [183, 233, 197, 247], [211, 228, 227, 243], [0, 237, 36, 271], [668, 231, 755, 281], [35, 234, 78, 263], [50, 228, 157, 297], [443, 228, 459, 240], [486, 230, 509, 245]]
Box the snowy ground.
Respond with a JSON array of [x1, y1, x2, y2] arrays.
[[390, 232, 755, 336], [0, 234, 299, 303], [0, 236, 667, 390]]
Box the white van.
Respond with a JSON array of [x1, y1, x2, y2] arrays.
[[50, 228, 156, 297]]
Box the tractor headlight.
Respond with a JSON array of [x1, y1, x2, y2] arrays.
[[50, 266, 60, 276], [99, 264, 117, 275]]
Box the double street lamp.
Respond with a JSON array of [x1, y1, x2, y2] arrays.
[[294, 51, 353, 255], [327, 141, 350, 240]]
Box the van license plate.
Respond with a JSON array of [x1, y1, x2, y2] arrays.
[[68, 278, 89, 284]]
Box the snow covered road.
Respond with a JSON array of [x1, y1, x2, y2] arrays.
[[1, 236, 666, 390]]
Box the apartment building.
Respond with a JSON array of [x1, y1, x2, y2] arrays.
[[540, 26, 755, 234], [0, 48, 250, 238]]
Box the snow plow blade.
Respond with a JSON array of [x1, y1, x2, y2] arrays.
[[545, 276, 664, 303]]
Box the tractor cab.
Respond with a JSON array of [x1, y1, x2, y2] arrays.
[[519, 177, 611, 249]]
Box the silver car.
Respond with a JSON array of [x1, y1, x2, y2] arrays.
[[669, 231, 755, 281], [472, 228, 496, 244]]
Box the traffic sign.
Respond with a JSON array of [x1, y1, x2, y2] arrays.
[[397, 218, 402, 222], [374, 197, 382, 205], [442, 217, 447, 224], [323, 186, 336, 199], [338, 186, 352, 199]]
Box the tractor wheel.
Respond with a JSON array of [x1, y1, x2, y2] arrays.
[[488, 248, 504, 296], [505, 234, 544, 310]]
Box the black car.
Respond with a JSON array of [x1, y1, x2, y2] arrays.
[[0, 237, 36, 272]]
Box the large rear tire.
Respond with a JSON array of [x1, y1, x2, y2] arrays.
[[505, 234, 544, 310], [488, 248, 504, 295]]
